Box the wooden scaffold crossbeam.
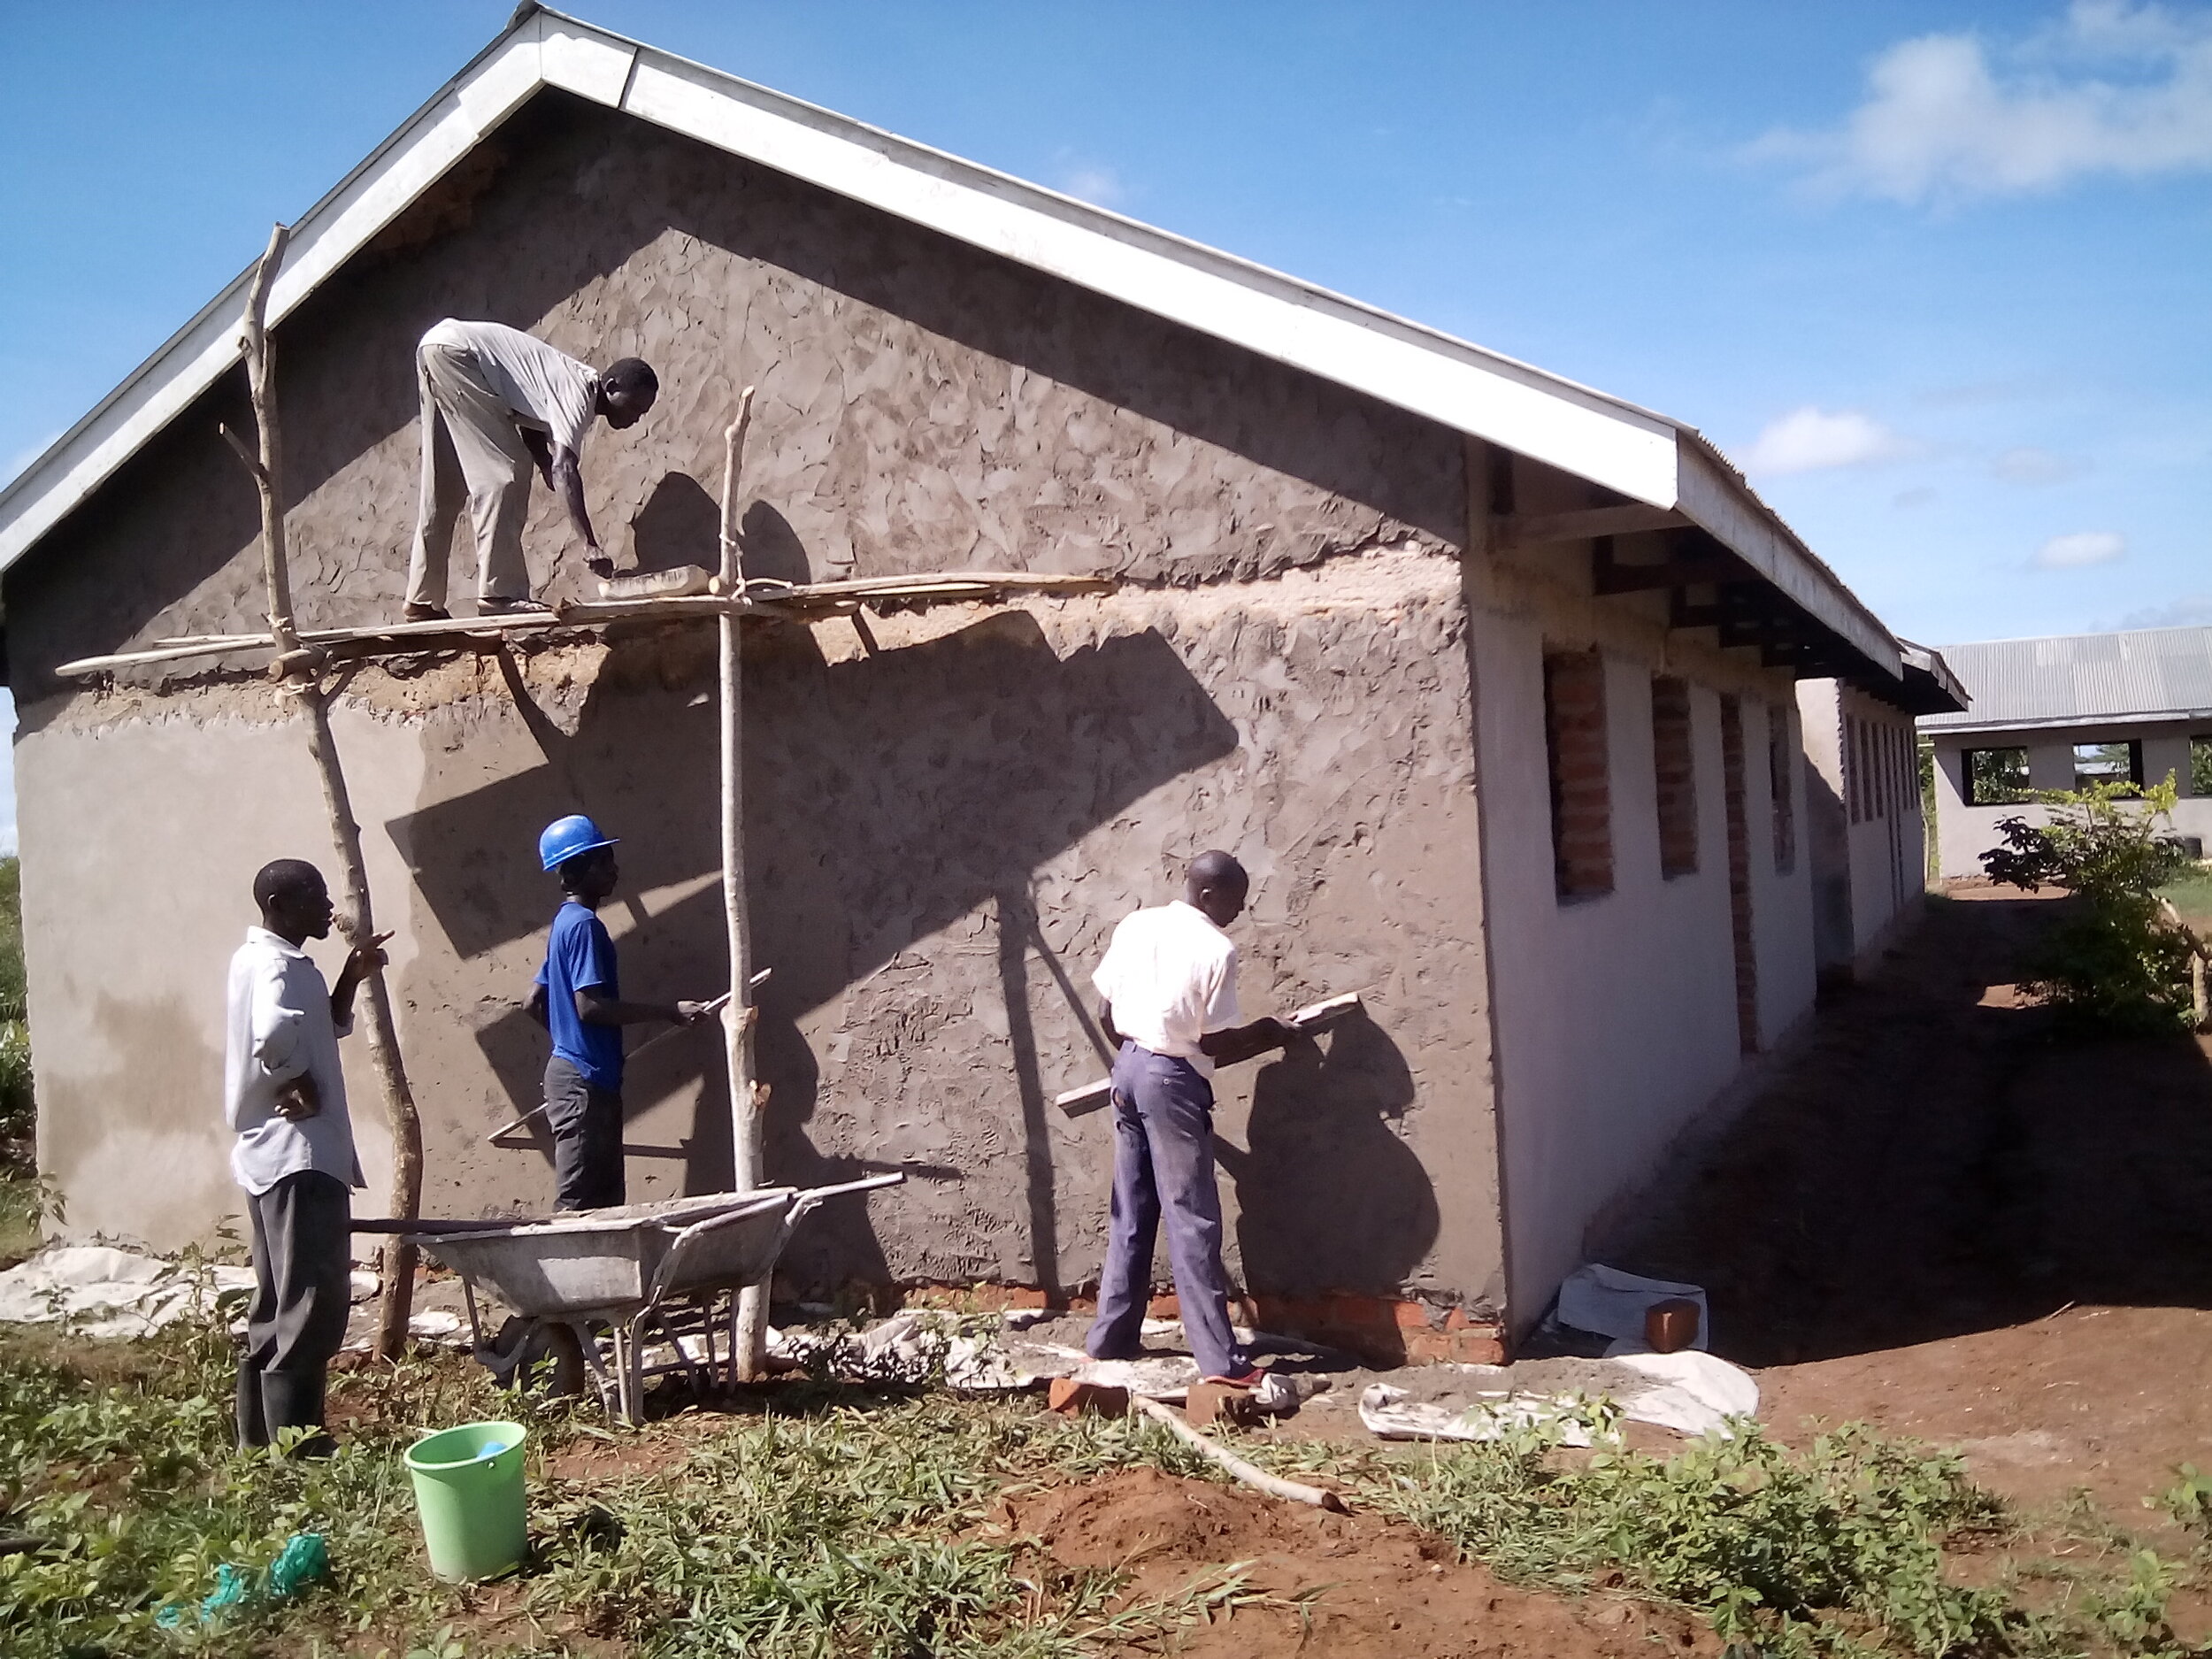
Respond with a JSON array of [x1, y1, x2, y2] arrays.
[[74, 242, 1121, 1382]]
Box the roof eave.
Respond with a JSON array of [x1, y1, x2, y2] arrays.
[[0, 4, 1902, 686]]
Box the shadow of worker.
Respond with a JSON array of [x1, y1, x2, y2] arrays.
[[1219, 1010, 1438, 1296]]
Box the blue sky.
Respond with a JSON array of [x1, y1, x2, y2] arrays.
[[2, 3, 2208, 849]]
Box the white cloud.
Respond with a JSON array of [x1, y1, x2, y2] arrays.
[[1991, 444, 2086, 484], [2031, 529, 2126, 568], [1056, 165, 1129, 208], [2116, 594, 2212, 628], [1754, 2, 2212, 204], [1741, 406, 1914, 475]]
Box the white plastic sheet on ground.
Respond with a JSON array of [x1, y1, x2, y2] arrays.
[[0, 1247, 255, 1339], [1358, 1349, 1759, 1445], [1555, 1262, 1711, 1354]]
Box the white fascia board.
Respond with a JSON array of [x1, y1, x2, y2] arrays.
[[1675, 441, 1901, 676], [0, 26, 573, 571], [1922, 709, 2212, 736], [618, 50, 1682, 509]]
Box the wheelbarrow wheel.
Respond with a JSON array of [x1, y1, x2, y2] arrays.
[[480, 1316, 589, 1399]]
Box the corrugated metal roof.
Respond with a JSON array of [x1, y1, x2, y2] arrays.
[[1920, 626, 2212, 732]]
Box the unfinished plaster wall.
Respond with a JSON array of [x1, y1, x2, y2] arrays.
[[1930, 719, 2212, 879], [1466, 445, 1817, 1329], [8, 94, 1504, 1313]]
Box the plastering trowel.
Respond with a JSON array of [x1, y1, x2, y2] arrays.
[[595, 564, 716, 601], [1053, 991, 1363, 1117]]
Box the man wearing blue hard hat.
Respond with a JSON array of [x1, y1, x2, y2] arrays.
[[527, 814, 709, 1210]]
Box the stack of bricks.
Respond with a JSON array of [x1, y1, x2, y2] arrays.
[[1543, 649, 1613, 899]]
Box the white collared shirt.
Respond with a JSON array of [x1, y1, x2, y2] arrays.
[[1092, 900, 1240, 1074], [225, 927, 364, 1196]]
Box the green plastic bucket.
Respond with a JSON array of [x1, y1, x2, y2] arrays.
[[403, 1420, 528, 1581]]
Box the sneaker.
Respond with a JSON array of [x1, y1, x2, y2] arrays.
[[401, 603, 450, 623], [476, 596, 551, 617]]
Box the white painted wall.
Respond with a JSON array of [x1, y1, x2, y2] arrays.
[[1472, 595, 1816, 1329], [1798, 681, 1926, 969], [1929, 718, 2212, 879]]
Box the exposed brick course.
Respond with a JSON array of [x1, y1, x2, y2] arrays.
[[1543, 649, 1614, 899], [1652, 675, 1698, 879]]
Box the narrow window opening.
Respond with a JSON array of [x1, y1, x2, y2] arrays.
[[1769, 706, 1796, 873], [1963, 747, 2031, 806], [1652, 675, 1698, 878], [1543, 649, 1614, 899], [2073, 741, 2143, 790]]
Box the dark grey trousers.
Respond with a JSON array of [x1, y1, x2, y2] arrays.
[[545, 1055, 625, 1211], [237, 1169, 352, 1448], [1085, 1042, 1246, 1379]]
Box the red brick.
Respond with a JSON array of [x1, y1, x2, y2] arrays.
[[1186, 1381, 1261, 1429], [1048, 1379, 1130, 1417]]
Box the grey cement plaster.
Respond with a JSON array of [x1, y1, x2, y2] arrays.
[[18, 568, 1501, 1305], [5, 96, 1500, 1308]]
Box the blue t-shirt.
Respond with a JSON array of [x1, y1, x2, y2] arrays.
[[536, 901, 625, 1091]]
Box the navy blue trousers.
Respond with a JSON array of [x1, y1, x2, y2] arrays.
[[1086, 1042, 1245, 1379]]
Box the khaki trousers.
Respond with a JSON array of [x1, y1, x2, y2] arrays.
[[405, 341, 534, 608]]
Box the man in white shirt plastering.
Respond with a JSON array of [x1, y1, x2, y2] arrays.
[[227, 858, 388, 1452], [403, 319, 659, 622], [1085, 851, 1294, 1393]]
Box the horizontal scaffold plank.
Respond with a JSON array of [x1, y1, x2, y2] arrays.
[[57, 571, 1115, 678]]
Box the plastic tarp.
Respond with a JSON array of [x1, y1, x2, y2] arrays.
[[0, 1246, 255, 1338]]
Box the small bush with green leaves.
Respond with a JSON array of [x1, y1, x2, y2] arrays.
[[1982, 777, 2197, 1033], [1368, 1417, 2016, 1656]]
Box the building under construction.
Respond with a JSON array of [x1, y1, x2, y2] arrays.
[[0, 7, 1962, 1356]]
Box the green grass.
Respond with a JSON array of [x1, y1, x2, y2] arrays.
[[4, 1309, 2209, 1656], [2158, 865, 2212, 932], [0, 1309, 1220, 1658]]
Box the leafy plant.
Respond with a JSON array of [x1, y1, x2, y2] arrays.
[[1981, 777, 2197, 1033], [2157, 1463, 2212, 1540], [1355, 1414, 2021, 1655], [0, 856, 32, 1172]]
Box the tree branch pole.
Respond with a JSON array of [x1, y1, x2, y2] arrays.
[[234, 223, 425, 1360], [718, 387, 769, 1379]]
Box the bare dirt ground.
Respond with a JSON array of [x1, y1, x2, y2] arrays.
[[1610, 884, 2212, 1527], [995, 1465, 1718, 1659]]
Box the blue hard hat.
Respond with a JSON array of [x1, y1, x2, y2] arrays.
[[539, 814, 618, 872]]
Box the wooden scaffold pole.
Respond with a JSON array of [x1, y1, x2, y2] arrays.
[[716, 388, 772, 1379], [228, 224, 425, 1359]]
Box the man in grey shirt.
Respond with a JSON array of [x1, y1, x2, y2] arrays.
[[226, 858, 387, 1452], [403, 319, 659, 621]]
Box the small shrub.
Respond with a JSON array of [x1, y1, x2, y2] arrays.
[[1981, 778, 2196, 1033], [1371, 1417, 2016, 1656]]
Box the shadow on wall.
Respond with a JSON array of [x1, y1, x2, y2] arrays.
[[1217, 1010, 1437, 1295], [392, 603, 1241, 1286]]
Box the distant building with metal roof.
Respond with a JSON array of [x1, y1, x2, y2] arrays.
[[1922, 626, 2212, 734], [1922, 626, 2212, 879]]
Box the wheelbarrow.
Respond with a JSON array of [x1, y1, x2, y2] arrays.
[[396, 1174, 902, 1422]]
